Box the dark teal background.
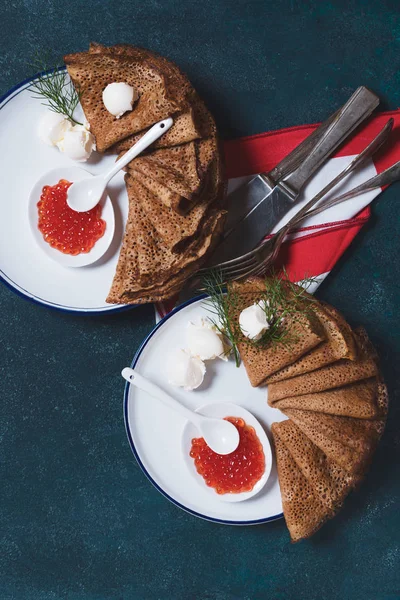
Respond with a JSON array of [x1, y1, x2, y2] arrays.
[[1, 1, 400, 598]]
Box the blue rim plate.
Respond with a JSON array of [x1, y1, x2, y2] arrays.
[[0, 69, 135, 314], [124, 294, 284, 525]]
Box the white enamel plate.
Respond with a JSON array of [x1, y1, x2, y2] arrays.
[[124, 295, 288, 525], [0, 72, 131, 313]]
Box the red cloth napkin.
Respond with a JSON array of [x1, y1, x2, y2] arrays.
[[156, 110, 400, 319]]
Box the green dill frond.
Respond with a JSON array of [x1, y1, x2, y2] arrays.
[[28, 52, 83, 125], [201, 268, 320, 367], [201, 269, 241, 367]]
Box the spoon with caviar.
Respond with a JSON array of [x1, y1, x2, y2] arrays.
[[67, 117, 173, 212], [122, 367, 240, 455]]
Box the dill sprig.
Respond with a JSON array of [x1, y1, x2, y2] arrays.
[[202, 270, 241, 367], [201, 268, 319, 367], [255, 270, 318, 350], [28, 53, 83, 125]]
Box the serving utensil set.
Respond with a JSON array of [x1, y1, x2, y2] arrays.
[[205, 86, 400, 283]]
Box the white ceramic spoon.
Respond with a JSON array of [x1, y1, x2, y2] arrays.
[[121, 367, 240, 455], [67, 117, 173, 212]]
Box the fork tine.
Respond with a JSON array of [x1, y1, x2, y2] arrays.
[[206, 238, 269, 271], [203, 238, 275, 278], [198, 251, 261, 280], [218, 259, 260, 281], [213, 249, 260, 271], [235, 259, 270, 281], [238, 247, 278, 280], [197, 253, 257, 278]]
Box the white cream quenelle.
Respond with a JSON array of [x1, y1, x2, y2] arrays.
[[38, 112, 70, 146], [102, 82, 139, 118], [58, 123, 96, 161], [166, 349, 206, 391], [239, 300, 270, 341], [186, 319, 228, 361], [38, 111, 96, 161]]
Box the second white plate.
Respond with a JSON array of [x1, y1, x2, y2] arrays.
[[124, 295, 288, 525]]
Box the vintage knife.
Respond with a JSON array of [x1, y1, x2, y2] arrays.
[[209, 86, 379, 265]]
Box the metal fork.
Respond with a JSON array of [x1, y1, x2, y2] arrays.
[[298, 157, 400, 221], [199, 118, 393, 283]]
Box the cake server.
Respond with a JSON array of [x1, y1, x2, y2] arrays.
[[208, 86, 379, 265]]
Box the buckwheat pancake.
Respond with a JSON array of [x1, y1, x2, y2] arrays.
[[129, 176, 213, 253], [126, 139, 218, 215], [106, 212, 225, 304], [132, 156, 220, 251], [132, 191, 224, 288], [106, 173, 225, 304], [272, 425, 334, 542], [266, 302, 357, 383], [272, 420, 359, 510], [78, 43, 226, 304], [279, 413, 367, 476], [111, 107, 202, 153], [95, 42, 202, 152], [267, 353, 378, 402], [64, 44, 189, 151], [269, 378, 380, 418], [285, 409, 381, 451], [126, 169, 185, 214], [282, 384, 388, 474], [128, 142, 203, 200], [126, 130, 218, 201], [228, 278, 325, 387]]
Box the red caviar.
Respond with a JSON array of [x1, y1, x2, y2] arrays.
[[190, 416, 265, 494], [37, 179, 106, 255]]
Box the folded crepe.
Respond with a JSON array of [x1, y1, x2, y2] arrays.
[[128, 176, 212, 252], [107, 217, 225, 304], [272, 424, 334, 542], [126, 129, 218, 204], [272, 420, 359, 510], [111, 106, 202, 153], [64, 43, 189, 151], [266, 302, 357, 383], [267, 353, 378, 402], [132, 153, 220, 251], [90, 43, 225, 304], [106, 132, 224, 303], [128, 142, 202, 199], [126, 169, 185, 215], [269, 378, 380, 419], [106, 173, 225, 304], [122, 89, 218, 192], [228, 279, 326, 387], [92, 42, 202, 153], [282, 384, 388, 474]]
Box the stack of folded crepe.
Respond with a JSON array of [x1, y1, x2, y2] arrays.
[[64, 43, 225, 304], [229, 278, 388, 542]]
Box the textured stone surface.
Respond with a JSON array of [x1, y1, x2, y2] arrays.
[[1, 1, 400, 599]]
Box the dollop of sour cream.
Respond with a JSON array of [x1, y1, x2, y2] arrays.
[[186, 319, 227, 361], [102, 82, 139, 118], [58, 124, 96, 162], [38, 112, 70, 147], [239, 300, 270, 341], [38, 111, 96, 161], [166, 349, 206, 391]]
